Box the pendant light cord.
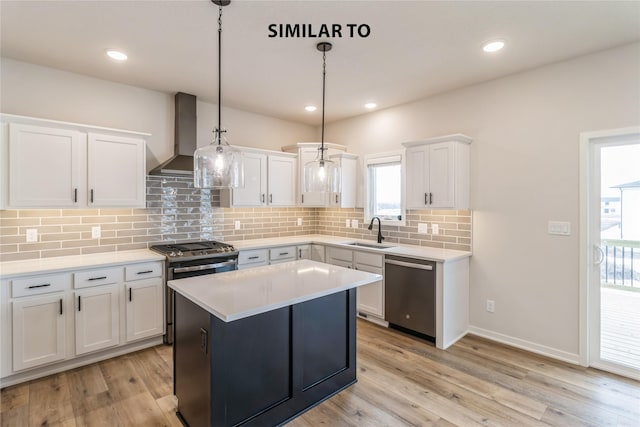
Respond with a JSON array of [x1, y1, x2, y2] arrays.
[[320, 49, 326, 161], [216, 5, 223, 145]]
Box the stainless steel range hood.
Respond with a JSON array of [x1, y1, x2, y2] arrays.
[[149, 92, 197, 176]]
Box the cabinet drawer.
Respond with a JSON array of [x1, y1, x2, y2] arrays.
[[238, 249, 268, 265], [327, 247, 353, 263], [125, 262, 162, 281], [355, 251, 384, 268], [74, 267, 122, 289], [269, 246, 296, 262], [12, 273, 71, 298]]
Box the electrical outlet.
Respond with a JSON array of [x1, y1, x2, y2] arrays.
[[486, 299, 495, 313], [351, 219, 359, 229], [345, 219, 350, 228], [91, 226, 101, 239], [297, 218, 302, 226], [417, 223, 428, 234], [26, 229, 38, 242], [432, 224, 439, 235], [234, 220, 241, 230]]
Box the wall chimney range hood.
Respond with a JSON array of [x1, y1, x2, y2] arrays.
[[149, 92, 197, 176]]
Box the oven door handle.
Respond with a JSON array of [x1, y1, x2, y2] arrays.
[[171, 260, 237, 274]]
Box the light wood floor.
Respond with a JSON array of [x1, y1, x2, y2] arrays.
[[2, 319, 639, 427]]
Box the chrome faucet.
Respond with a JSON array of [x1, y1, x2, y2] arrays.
[[368, 217, 385, 244]]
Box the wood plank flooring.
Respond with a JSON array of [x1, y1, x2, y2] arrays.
[[2, 319, 639, 427]]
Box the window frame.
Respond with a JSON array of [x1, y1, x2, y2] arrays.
[[364, 150, 406, 227]]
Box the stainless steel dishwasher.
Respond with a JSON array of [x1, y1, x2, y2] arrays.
[[384, 255, 436, 339]]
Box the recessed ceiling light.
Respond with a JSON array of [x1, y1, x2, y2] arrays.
[[482, 40, 505, 53], [364, 102, 377, 109], [106, 49, 128, 61], [305, 105, 317, 112]]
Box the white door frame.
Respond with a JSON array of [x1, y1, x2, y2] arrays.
[[579, 126, 640, 376]]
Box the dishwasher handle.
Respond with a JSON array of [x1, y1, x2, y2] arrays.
[[385, 259, 433, 271]]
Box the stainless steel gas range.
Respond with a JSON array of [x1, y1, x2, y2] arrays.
[[150, 240, 238, 344]]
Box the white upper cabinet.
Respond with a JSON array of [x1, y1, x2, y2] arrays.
[[1, 114, 149, 209], [329, 153, 357, 208], [227, 151, 268, 206], [221, 149, 296, 207], [403, 134, 471, 210], [87, 133, 146, 207], [267, 154, 296, 206], [282, 142, 357, 207], [7, 123, 83, 207]]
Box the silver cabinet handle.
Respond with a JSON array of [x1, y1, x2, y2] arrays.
[[279, 252, 289, 256], [335, 194, 339, 203], [136, 270, 153, 275], [429, 192, 433, 205], [261, 194, 265, 203], [270, 194, 273, 203], [248, 256, 260, 260], [74, 188, 78, 203], [90, 189, 94, 203], [78, 295, 82, 312], [424, 193, 428, 205], [59, 299, 63, 315], [385, 259, 433, 271], [129, 287, 132, 302], [301, 194, 304, 203], [298, 248, 302, 258], [87, 276, 107, 281]]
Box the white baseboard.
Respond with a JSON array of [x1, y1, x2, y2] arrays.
[[467, 325, 581, 365]]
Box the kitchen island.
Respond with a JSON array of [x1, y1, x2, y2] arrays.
[[168, 259, 382, 427]]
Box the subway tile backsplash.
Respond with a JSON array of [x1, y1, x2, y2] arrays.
[[0, 176, 472, 261]]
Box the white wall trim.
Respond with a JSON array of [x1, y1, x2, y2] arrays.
[[468, 326, 582, 365]]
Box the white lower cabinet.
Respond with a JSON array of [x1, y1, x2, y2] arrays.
[[125, 278, 164, 342], [354, 251, 384, 318], [1, 259, 164, 387], [12, 293, 67, 372], [269, 246, 296, 264], [238, 249, 269, 269], [311, 244, 325, 262], [75, 284, 120, 355]]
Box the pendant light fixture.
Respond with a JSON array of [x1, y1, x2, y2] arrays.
[[303, 42, 340, 194], [194, 0, 244, 189]]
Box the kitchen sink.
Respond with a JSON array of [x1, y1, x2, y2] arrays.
[[345, 242, 394, 250]]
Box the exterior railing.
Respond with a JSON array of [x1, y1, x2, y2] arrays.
[[601, 239, 640, 290]]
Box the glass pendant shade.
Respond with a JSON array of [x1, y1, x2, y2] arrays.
[[194, 132, 244, 189], [303, 148, 340, 193]]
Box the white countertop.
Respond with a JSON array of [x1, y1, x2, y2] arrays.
[[168, 259, 382, 322], [0, 249, 165, 278], [228, 234, 471, 263]]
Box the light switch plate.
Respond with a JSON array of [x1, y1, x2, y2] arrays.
[[234, 220, 241, 230], [351, 219, 358, 229], [91, 226, 101, 239], [26, 229, 38, 242], [548, 221, 571, 236], [345, 219, 350, 228], [297, 218, 302, 226], [417, 223, 428, 234], [432, 224, 439, 235]]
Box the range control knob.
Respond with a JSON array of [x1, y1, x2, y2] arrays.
[[177, 251, 183, 256], [169, 251, 176, 257]]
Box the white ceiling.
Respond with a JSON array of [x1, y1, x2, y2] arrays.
[[1, 1, 639, 126]]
